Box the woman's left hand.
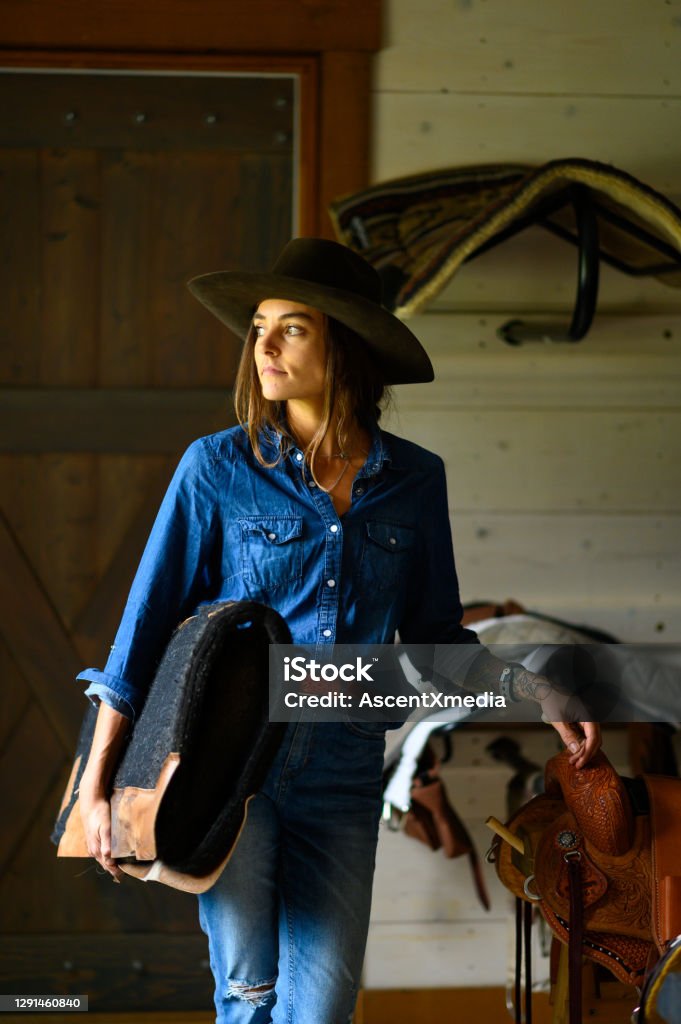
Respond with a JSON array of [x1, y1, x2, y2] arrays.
[[508, 666, 603, 768], [547, 718, 602, 768]]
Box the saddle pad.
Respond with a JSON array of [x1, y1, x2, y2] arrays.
[[52, 600, 291, 882]]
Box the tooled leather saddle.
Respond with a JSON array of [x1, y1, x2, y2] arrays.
[[488, 749, 681, 1024]]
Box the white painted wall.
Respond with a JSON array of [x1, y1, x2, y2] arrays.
[[366, 0, 681, 991], [374, 0, 681, 642]]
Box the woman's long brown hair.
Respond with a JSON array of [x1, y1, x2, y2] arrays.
[[233, 314, 391, 485]]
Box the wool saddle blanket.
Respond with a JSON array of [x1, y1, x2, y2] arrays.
[[52, 600, 291, 892]]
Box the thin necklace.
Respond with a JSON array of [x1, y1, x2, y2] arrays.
[[319, 459, 351, 493], [319, 447, 369, 460]]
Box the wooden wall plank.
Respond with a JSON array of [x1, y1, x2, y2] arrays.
[[376, 0, 681, 97], [530, 604, 681, 643], [450, 511, 681, 622], [0, 150, 41, 384], [364, 919, 518, 988], [372, 93, 681, 196], [0, 0, 382, 53], [389, 408, 681, 512], [391, 314, 681, 408], [40, 150, 100, 387]]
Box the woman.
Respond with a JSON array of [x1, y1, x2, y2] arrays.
[[78, 238, 601, 1023]]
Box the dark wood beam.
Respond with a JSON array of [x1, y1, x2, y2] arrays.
[[1, 389, 237, 453], [318, 50, 373, 237], [0, 0, 382, 54], [0, 934, 213, 1012]]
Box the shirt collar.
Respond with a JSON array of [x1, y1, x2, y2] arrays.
[[360, 421, 389, 478], [262, 420, 391, 477]]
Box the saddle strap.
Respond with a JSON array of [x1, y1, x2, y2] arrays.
[[567, 852, 583, 1024], [524, 899, 533, 1024], [513, 897, 533, 1024], [515, 898, 522, 1024]]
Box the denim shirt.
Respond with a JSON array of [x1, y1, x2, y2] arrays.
[[79, 423, 480, 720]]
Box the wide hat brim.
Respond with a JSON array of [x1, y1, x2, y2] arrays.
[[187, 250, 434, 385]]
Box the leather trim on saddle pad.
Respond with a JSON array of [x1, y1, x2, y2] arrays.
[[119, 794, 254, 893], [110, 753, 181, 861], [57, 752, 181, 861], [56, 792, 89, 857]]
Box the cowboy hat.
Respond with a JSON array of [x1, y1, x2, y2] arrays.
[[187, 237, 434, 385]]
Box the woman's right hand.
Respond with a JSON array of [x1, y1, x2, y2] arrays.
[[79, 777, 123, 882], [77, 701, 130, 882]]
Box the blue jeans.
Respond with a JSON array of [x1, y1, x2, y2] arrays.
[[197, 719, 386, 1024]]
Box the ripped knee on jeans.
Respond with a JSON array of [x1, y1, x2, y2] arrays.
[[226, 977, 276, 1009]]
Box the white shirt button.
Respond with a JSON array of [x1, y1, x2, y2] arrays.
[[295, 452, 303, 462], [267, 532, 277, 540], [330, 524, 338, 533], [389, 537, 397, 545], [323, 629, 332, 637], [355, 486, 364, 495], [327, 579, 336, 588]]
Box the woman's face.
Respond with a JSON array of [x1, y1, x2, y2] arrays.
[[253, 299, 327, 404]]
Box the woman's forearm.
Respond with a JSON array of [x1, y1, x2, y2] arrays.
[[80, 702, 130, 795]]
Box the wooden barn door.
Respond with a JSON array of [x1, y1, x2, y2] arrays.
[[0, 68, 296, 1012]]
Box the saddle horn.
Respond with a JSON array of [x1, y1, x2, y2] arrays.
[[543, 750, 634, 856]]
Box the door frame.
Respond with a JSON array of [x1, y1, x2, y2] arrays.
[[0, 0, 382, 235]]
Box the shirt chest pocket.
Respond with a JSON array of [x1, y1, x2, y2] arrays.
[[356, 520, 415, 595], [239, 516, 304, 591]]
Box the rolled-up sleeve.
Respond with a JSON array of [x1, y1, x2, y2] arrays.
[[76, 437, 220, 720], [83, 681, 135, 719], [398, 456, 480, 682]]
